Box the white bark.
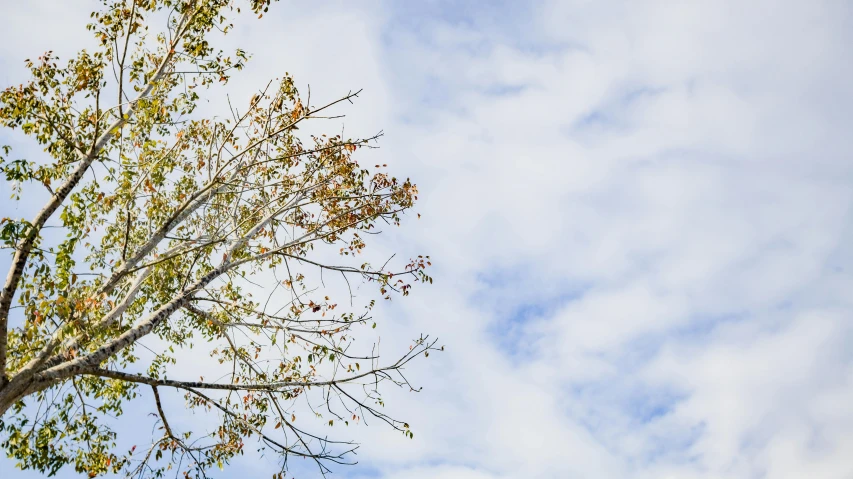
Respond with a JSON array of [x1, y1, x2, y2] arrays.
[[0, 7, 199, 381]]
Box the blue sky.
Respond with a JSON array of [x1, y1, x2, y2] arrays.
[[2, 0, 853, 478]]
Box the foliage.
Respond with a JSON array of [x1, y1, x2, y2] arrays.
[[0, 1, 437, 477]]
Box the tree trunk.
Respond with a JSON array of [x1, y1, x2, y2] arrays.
[[0, 374, 44, 417]]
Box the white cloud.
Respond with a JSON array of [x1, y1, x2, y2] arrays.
[[2, 0, 853, 478]]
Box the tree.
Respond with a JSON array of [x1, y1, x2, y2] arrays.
[[0, 1, 437, 476]]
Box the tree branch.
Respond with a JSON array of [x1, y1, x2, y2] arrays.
[[0, 5, 202, 382]]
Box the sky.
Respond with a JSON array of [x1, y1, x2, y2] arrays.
[[2, 0, 853, 478]]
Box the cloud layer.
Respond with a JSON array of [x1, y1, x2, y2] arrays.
[[2, 1, 853, 478]]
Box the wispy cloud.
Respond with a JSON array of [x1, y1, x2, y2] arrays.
[[2, 1, 852, 478]]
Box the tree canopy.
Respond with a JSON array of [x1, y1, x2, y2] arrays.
[[0, 1, 437, 477]]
